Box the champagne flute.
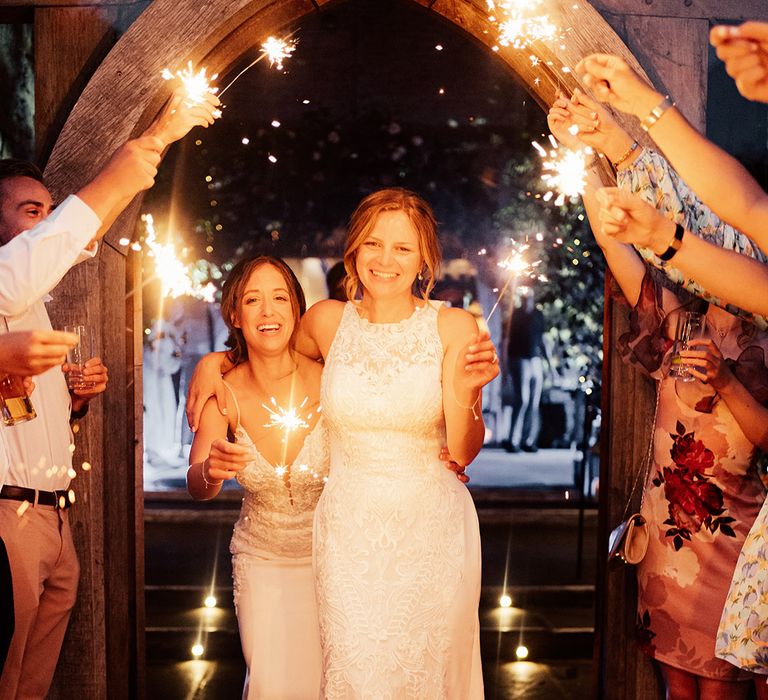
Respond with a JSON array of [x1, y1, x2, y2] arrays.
[[669, 311, 706, 382]]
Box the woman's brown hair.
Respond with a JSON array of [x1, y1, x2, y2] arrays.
[[220, 256, 306, 365], [342, 188, 441, 301]]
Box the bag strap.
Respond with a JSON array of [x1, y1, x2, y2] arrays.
[[619, 382, 662, 522]]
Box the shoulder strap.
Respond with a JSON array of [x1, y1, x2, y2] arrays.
[[221, 380, 242, 431]]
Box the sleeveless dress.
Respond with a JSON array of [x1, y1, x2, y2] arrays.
[[314, 301, 484, 699], [224, 381, 329, 700], [620, 272, 767, 680]]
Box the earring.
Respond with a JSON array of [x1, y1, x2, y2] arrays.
[[418, 271, 423, 281]]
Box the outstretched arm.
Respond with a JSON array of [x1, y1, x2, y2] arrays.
[[576, 53, 768, 248], [596, 188, 768, 317]]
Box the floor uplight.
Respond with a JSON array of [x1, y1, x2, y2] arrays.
[[499, 594, 512, 608], [515, 645, 529, 660], [191, 643, 204, 658]]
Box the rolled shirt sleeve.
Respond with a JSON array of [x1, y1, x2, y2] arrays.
[[0, 195, 101, 317]]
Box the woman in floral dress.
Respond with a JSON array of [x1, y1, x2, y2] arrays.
[[548, 100, 768, 698]]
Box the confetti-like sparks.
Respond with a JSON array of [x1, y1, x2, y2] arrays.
[[161, 61, 219, 105], [262, 395, 310, 434], [487, 0, 560, 49], [218, 35, 297, 97], [261, 36, 296, 71], [485, 242, 544, 322], [534, 135, 592, 206], [141, 214, 219, 301]]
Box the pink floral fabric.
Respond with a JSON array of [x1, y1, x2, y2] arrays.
[[622, 271, 767, 680]]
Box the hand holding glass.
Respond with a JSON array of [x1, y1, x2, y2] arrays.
[[0, 373, 36, 426], [64, 325, 96, 390], [669, 311, 706, 382]]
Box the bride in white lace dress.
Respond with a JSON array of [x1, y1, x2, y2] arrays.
[[187, 256, 328, 699], [299, 188, 498, 698]]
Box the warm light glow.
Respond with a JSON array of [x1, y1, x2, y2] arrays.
[[515, 645, 529, 659], [204, 595, 217, 609], [499, 594, 513, 608], [191, 643, 204, 657], [487, 0, 560, 49], [534, 139, 592, 206], [261, 36, 297, 71], [263, 396, 310, 433], [161, 61, 218, 106]]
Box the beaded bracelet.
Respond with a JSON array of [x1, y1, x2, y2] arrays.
[[612, 140, 638, 168], [201, 460, 223, 488], [455, 392, 481, 421]]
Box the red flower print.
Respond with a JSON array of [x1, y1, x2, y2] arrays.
[[670, 431, 715, 474]]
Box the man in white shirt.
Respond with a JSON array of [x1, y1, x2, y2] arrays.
[[0, 86, 219, 697]]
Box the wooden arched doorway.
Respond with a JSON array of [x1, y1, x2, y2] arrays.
[[40, 1, 678, 697]]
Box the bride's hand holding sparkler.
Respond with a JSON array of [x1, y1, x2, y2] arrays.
[[576, 54, 661, 119], [204, 438, 252, 484], [145, 86, 221, 148], [454, 330, 500, 401]]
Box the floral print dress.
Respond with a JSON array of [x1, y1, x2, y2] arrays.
[[621, 271, 768, 680], [618, 147, 768, 331]]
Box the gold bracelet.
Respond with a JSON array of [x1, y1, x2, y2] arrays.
[[641, 95, 675, 132], [201, 460, 223, 488], [611, 141, 638, 168], [455, 392, 481, 421]]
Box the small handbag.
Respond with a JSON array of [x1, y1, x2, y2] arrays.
[[607, 386, 660, 566]]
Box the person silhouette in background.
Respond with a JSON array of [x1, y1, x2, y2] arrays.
[[504, 289, 547, 453]]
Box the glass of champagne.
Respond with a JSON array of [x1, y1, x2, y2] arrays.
[[64, 324, 95, 391], [669, 311, 706, 382], [0, 373, 37, 426]]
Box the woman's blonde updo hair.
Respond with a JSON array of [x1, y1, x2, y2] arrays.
[[342, 188, 441, 301], [220, 255, 306, 366]]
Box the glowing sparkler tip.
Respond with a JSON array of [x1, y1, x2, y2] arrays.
[[161, 61, 218, 105], [260, 36, 297, 71]]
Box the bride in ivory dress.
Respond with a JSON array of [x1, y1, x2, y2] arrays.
[[298, 188, 497, 698], [187, 256, 328, 699]]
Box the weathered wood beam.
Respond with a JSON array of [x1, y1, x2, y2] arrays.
[[591, 0, 768, 21]]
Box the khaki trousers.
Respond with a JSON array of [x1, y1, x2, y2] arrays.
[[0, 499, 79, 700]]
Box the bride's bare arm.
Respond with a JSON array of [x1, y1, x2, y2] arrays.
[[439, 307, 499, 467]]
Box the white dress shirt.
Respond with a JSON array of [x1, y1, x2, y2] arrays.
[[0, 195, 101, 489]]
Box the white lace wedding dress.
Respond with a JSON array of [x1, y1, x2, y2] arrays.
[[314, 301, 484, 699], [225, 382, 329, 700]]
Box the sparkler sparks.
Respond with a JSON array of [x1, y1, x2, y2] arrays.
[[261, 36, 296, 71], [485, 243, 544, 322], [533, 135, 592, 206], [262, 396, 311, 434], [161, 61, 219, 105], [218, 35, 297, 97], [487, 0, 560, 50], [141, 214, 219, 301]]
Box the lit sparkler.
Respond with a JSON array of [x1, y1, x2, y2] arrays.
[[141, 214, 220, 301], [162, 62, 219, 105], [218, 35, 297, 97], [534, 135, 592, 206], [262, 395, 311, 434], [487, 0, 560, 49], [485, 242, 544, 322]]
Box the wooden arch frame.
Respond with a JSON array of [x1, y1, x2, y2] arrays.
[[42, 1, 659, 697]]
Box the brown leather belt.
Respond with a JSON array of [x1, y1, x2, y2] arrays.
[[0, 485, 72, 509]]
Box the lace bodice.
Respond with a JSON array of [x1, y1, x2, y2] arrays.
[[224, 382, 329, 560], [320, 301, 447, 479]]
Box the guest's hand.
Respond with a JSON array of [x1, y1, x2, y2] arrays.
[[711, 22, 768, 104], [576, 53, 661, 119], [145, 86, 221, 148], [596, 187, 676, 254], [65, 356, 109, 397], [679, 338, 734, 392], [204, 439, 252, 483], [186, 354, 229, 432], [0, 330, 78, 376], [547, 94, 584, 150], [440, 446, 469, 484]]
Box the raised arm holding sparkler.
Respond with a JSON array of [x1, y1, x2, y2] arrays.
[[576, 52, 768, 253]]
